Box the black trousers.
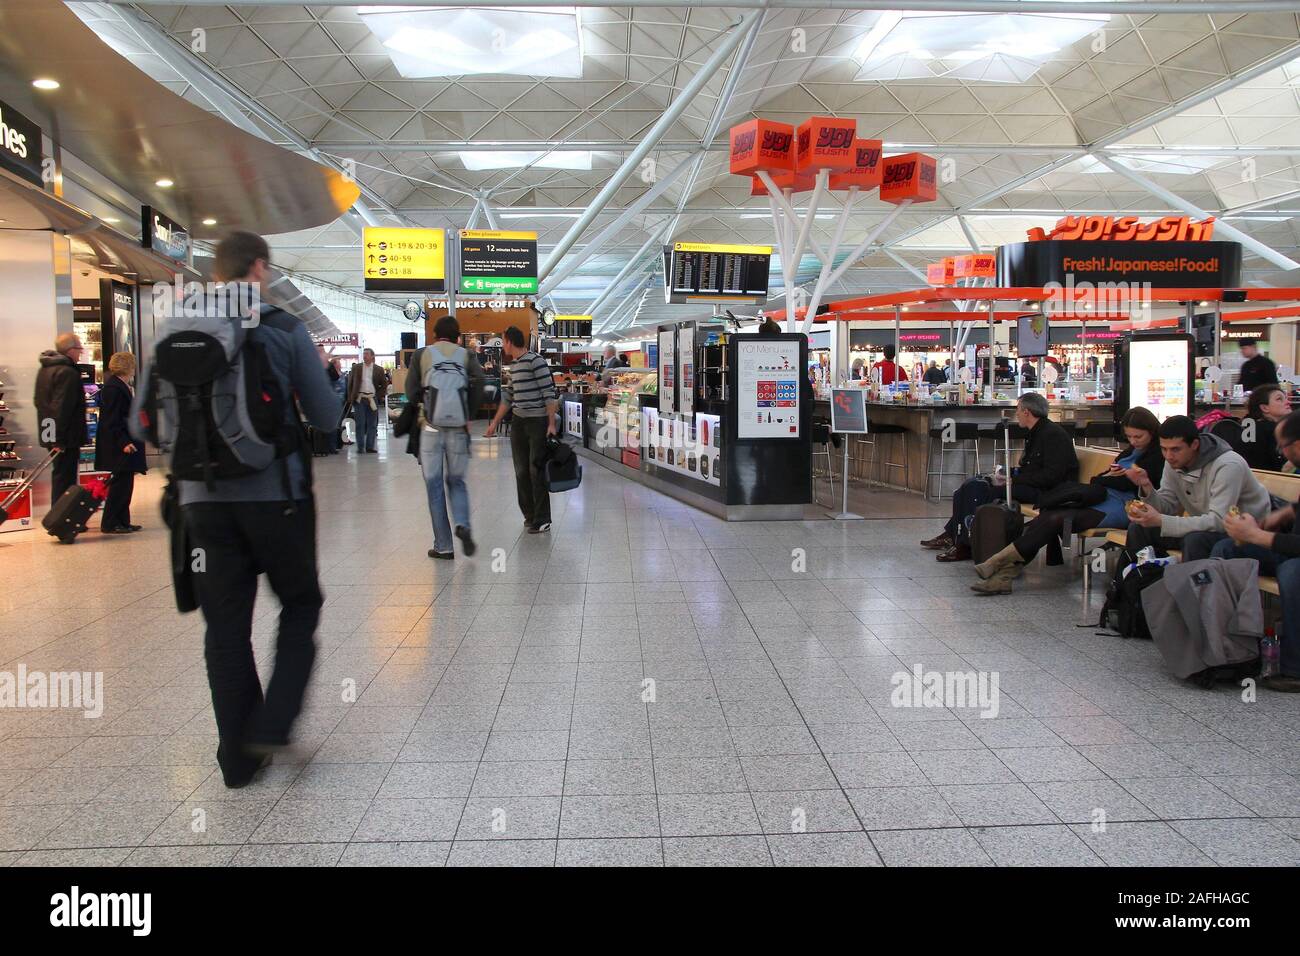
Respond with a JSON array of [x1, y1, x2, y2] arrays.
[[1125, 522, 1225, 562], [183, 500, 322, 784], [1013, 507, 1105, 564], [944, 478, 1044, 545], [50, 449, 78, 506], [510, 415, 551, 528], [100, 470, 135, 531]]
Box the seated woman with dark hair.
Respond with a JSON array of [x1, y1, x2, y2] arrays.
[[1220, 384, 1290, 471], [970, 406, 1164, 595]]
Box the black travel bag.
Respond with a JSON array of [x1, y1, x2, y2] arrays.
[[1097, 547, 1165, 639], [538, 436, 582, 493], [970, 422, 1024, 564], [42, 475, 109, 543], [309, 427, 333, 457]]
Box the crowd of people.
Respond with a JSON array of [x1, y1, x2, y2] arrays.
[[22, 229, 1299, 799]]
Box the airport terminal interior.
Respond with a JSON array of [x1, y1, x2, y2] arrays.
[[0, 0, 1299, 875]]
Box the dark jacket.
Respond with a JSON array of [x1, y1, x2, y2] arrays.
[[1238, 354, 1278, 391], [1269, 498, 1300, 558], [94, 375, 147, 475], [1240, 416, 1284, 472], [34, 350, 86, 450], [347, 362, 390, 405], [1015, 417, 1078, 490], [403, 342, 487, 456], [1092, 441, 1165, 495]]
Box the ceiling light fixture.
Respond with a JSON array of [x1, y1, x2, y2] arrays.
[[853, 11, 1109, 84], [459, 150, 592, 172], [203, 218, 217, 226], [32, 78, 59, 90], [359, 5, 583, 79], [155, 178, 173, 188]]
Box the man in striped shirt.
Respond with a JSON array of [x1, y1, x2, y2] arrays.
[[486, 325, 559, 533]]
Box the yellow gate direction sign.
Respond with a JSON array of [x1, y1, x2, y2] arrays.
[[363, 227, 445, 292]]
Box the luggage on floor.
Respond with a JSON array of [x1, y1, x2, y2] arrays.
[[1141, 558, 1263, 686], [970, 422, 1023, 563], [42, 476, 109, 543], [309, 427, 333, 457], [1098, 547, 1167, 639], [0, 450, 58, 529]]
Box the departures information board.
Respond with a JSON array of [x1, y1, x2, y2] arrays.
[[458, 229, 538, 294], [664, 242, 771, 304]]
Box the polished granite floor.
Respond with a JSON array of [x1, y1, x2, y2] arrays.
[[0, 426, 1296, 867]]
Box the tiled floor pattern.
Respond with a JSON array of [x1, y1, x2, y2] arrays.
[[0, 428, 1297, 867]]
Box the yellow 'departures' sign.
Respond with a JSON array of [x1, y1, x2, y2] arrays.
[[363, 227, 445, 292], [673, 242, 773, 256], [459, 229, 538, 242]]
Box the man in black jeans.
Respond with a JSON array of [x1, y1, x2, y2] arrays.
[[486, 325, 558, 533], [135, 232, 340, 788], [921, 391, 1078, 561]]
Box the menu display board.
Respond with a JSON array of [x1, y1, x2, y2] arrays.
[[678, 325, 695, 417], [643, 408, 721, 487], [458, 229, 538, 294], [364, 227, 446, 292], [737, 339, 800, 439], [1127, 336, 1192, 422], [658, 329, 675, 414], [665, 242, 771, 304], [830, 387, 868, 434]]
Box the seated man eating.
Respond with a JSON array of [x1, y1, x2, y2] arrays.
[[1210, 409, 1300, 693], [1124, 414, 1270, 562], [921, 392, 1078, 562]]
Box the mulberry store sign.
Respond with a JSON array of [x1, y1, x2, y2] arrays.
[[0, 98, 43, 187]]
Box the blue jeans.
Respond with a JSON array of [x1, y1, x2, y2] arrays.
[[1211, 539, 1300, 677], [354, 401, 379, 453], [420, 427, 470, 553]]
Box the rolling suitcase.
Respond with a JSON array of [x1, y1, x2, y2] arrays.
[[42, 474, 110, 544], [0, 450, 58, 529], [971, 422, 1024, 564], [309, 427, 333, 457]]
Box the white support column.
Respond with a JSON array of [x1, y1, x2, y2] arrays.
[[755, 172, 831, 266], [1094, 155, 1300, 270], [802, 186, 859, 334], [584, 225, 669, 316], [823, 200, 911, 289], [538, 10, 762, 282]]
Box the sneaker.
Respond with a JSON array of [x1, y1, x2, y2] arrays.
[[455, 525, 476, 556], [428, 549, 454, 560], [528, 522, 552, 534]]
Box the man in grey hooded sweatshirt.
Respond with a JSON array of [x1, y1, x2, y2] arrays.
[[1126, 414, 1271, 561]]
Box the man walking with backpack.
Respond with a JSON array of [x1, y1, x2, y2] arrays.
[[406, 315, 484, 559], [485, 325, 558, 534], [133, 231, 341, 789]]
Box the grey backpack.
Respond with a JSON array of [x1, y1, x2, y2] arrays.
[[422, 346, 470, 428], [137, 305, 292, 489]]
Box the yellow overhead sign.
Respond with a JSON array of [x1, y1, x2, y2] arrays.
[[673, 242, 772, 255], [460, 229, 538, 241], [363, 227, 445, 292]]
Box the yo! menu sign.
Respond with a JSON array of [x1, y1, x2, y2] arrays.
[[737, 339, 800, 440]]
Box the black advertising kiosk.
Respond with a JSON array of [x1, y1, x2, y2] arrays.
[[1112, 332, 1195, 433]]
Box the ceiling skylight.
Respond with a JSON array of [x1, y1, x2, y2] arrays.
[[459, 150, 593, 171], [853, 11, 1109, 84], [1072, 153, 1226, 175], [359, 6, 583, 78]]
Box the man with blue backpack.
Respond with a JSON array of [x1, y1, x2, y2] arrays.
[[404, 315, 485, 560], [132, 231, 341, 789]]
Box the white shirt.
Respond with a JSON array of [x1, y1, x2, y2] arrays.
[[359, 362, 376, 396]]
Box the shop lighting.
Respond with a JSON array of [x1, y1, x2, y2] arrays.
[[102, 217, 119, 224], [32, 78, 60, 91], [203, 218, 218, 226], [853, 11, 1109, 84], [359, 5, 583, 79], [459, 150, 592, 171], [155, 178, 173, 188]]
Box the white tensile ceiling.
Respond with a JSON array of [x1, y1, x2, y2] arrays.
[[72, 2, 1300, 330]]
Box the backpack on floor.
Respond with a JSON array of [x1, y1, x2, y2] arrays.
[[138, 305, 295, 489], [422, 346, 470, 429], [1098, 547, 1167, 639]]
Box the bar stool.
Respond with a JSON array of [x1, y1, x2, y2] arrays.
[[1078, 420, 1117, 447], [810, 420, 838, 507], [860, 423, 910, 489], [926, 421, 984, 501]]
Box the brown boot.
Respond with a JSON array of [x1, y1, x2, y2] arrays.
[[971, 563, 1019, 595], [920, 532, 953, 550], [974, 544, 1024, 580]]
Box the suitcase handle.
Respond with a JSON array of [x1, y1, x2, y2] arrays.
[[0, 449, 59, 511]]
